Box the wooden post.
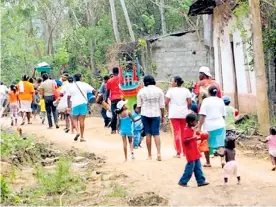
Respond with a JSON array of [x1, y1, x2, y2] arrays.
[[249, 0, 270, 135]]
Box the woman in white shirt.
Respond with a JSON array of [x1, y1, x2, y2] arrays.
[[198, 86, 226, 167], [165, 76, 192, 158]]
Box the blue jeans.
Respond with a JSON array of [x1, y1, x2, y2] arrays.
[[133, 130, 141, 147], [179, 159, 206, 185], [101, 108, 111, 126], [44, 95, 58, 127]]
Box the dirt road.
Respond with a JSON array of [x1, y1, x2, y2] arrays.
[[2, 117, 276, 205]]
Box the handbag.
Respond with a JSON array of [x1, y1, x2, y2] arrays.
[[198, 139, 209, 152], [74, 82, 95, 104], [52, 81, 60, 100]]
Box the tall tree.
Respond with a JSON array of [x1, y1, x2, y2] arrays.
[[159, 0, 166, 34], [109, 0, 120, 42], [120, 0, 135, 41], [249, 0, 270, 134]]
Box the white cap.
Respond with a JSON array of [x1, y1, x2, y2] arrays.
[[116, 100, 128, 110], [199, 66, 212, 77]]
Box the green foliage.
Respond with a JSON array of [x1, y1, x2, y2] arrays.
[[35, 157, 85, 195], [141, 14, 156, 34], [1, 176, 11, 204], [236, 115, 259, 135], [1, 0, 198, 84], [1, 132, 34, 157], [108, 182, 127, 198], [0, 175, 21, 205]]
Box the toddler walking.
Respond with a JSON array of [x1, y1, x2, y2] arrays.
[[8, 85, 19, 126], [222, 96, 236, 168], [215, 137, 241, 184], [259, 127, 276, 171], [178, 113, 209, 187], [132, 104, 143, 149], [116, 100, 135, 161]]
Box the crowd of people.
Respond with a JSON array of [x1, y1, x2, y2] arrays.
[[1, 65, 275, 187]]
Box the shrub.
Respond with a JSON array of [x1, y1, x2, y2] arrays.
[[35, 157, 85, 195]]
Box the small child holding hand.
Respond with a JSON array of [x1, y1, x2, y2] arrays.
[[178, 113, 209, 187]]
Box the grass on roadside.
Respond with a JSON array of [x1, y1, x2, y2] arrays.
[[34, 157, 86, 195], [1, 131, 34, 157], [108, 182, 127, 198], [236, 115, 259, 135]]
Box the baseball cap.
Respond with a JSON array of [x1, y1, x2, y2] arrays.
[[222, 96, 231, 104], [199, 66, 212, 77], [116, 100, 128, 110]]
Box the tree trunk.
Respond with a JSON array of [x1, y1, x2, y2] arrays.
[[249, 0, 270, 135], [86, 0, 97, 75], [159, 0, 166, 35], [120, 0, 135, 41], [29, 18, 42, 59], [109, 0, 120, 43]]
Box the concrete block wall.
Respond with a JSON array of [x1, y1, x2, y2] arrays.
[[149, 31, 214, 81]]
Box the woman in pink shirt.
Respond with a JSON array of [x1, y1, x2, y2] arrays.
[[259, 127, 276, 171]]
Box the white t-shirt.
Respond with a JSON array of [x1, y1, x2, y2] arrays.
[[199, 96, 226, 131], [67, 81, 94, 108], [166, 87, 191, 119], [137, 85, 165, 117], [0, 85, 9, 99]]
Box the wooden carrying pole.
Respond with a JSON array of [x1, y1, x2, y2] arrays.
[[249, 0, 270, 135]]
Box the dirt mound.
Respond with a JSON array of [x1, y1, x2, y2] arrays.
[[127, 192, 168, 206]]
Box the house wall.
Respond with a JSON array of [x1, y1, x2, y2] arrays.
[[148, 31, 214, 82], [213, 7, 257, 114]]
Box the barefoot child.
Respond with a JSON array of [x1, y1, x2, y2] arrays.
[[116, 100, 135, 161], [8, 85, 19, 126], [222, 96, 236, 168], [215, 137, 241, 184], [259, 127, 276, 171], [178, 113, 209, 187], [132, 104, 143, 149]]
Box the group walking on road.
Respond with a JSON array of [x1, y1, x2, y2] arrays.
[[1, 65, 275, 188]]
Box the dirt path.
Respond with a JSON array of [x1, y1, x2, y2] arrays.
[[2, 117, 276, 206]]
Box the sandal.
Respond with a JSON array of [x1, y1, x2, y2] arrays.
[[157, 155, 162, 161], [65, 129, 70, 133], [80, 138, 86, 142], [21, 122, 25, 126], [203, 164, 212, 167], [74, 134, 80, 141]]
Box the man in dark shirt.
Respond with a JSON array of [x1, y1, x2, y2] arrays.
[[99, 75, 111, 127]]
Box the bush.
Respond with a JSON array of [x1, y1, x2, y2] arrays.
[[0, 176, 11, 203], [35, 157, 85, 195], [108, 182, 127, 198], [1, 131, 34, 157], [236, 115, 259, 135]]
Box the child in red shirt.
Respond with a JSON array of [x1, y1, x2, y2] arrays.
[[178, 113, 209, 187]]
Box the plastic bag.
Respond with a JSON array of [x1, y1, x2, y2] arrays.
[[57, 96, 67, 112]]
